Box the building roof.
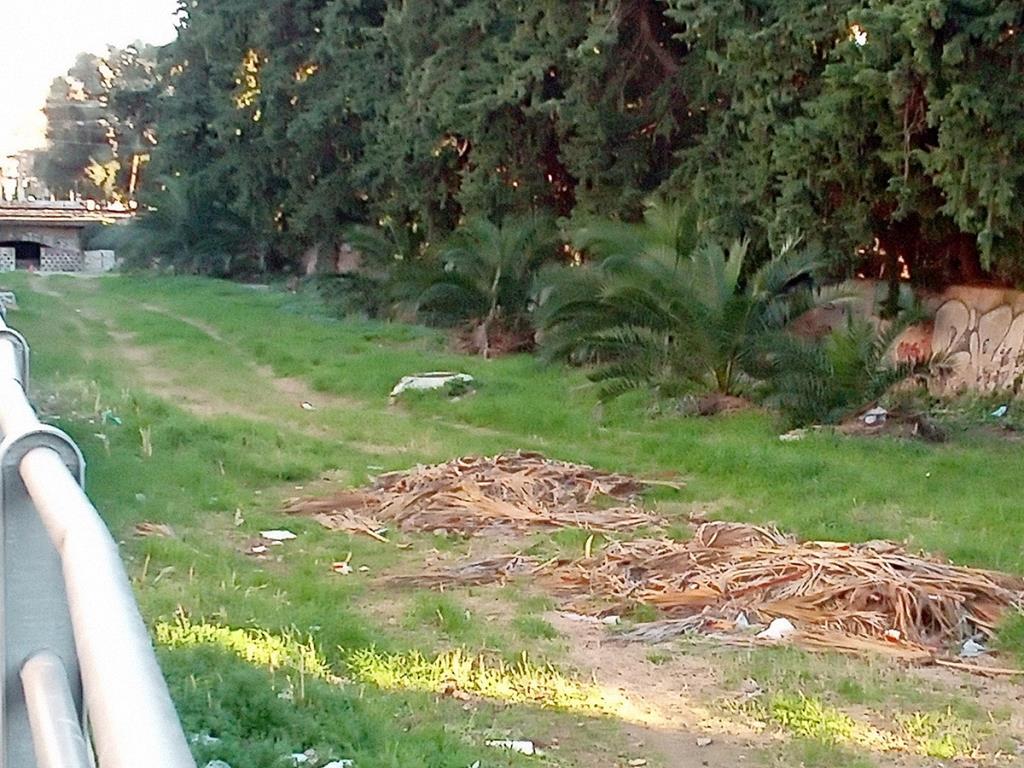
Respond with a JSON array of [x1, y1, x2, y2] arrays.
[[0, 202, 133, 227]]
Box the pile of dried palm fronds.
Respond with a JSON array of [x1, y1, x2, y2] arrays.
[[285, 451, 676, 535], [551, 522, 1024, 659], [387, 520, 1024, 661]]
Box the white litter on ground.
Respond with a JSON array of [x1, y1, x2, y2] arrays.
[[260, 530, 298, 541], [389, 372, 474, 400], [756, 617, 796, 641]]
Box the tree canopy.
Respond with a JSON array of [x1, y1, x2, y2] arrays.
[[38, 43, 159, 201], [42, 1, 1024, 284]]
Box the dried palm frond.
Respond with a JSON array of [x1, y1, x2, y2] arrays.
[[286, 451, 677, 535]]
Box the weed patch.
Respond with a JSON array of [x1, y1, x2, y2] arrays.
[[155, 614, 334, 681], [754, 693, 977, 759], [347, 647, 625, 715]]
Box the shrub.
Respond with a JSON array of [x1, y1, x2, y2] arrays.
[[540, 198, 820, 399], [406, 215, 558, 356], [761, 313, 924, 427]]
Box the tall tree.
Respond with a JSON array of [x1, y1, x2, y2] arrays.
[[131, 0, 1024, 283], [39, 44, 160, 201], [666, 0, 1024, 285]]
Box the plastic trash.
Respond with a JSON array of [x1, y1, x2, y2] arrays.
[[260, 530, 297, 541], [862, 407, 887, 426], [696, 738, 713, 747], [756, 617, 796, 641], [203, 762, 232, 768], [322, 762, 354, 768], [486, 739, 537, 755], [991, 405, 1009, 418], [960, 638, 987, 658], [389, 372, 475, 400], [558, 612, 602, 623], [779, 428, 806, 442], [734, 613, 751, 630]]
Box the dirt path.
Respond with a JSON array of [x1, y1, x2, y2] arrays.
[[27, 280, 346, 432], [141, 302, 226, 343], [550, 613, 763, 767], [138, 301, 361, 411], [105, 327, 306, 426]]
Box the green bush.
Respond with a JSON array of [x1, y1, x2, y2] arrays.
[[761, 314, 924, 427], [306, 274, 388, 319], [540, 198, 821, 399]]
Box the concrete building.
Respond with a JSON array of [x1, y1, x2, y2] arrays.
[[0, 202, 129, 272]]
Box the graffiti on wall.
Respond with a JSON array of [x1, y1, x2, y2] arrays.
[[930, 299, 1024, 394]]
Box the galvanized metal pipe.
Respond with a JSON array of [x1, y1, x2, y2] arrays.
[[20, 652, 92, 768], [0, 376, 38, 437], [0, 340, 19, 382], [20, 446, 196, 768], [0, 320, 31, 430], [1, 312, 194, 767]]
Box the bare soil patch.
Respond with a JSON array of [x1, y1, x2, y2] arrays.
[[550, 612, 764, 766]]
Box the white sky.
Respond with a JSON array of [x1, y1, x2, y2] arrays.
[[0, 0, 180, 158]]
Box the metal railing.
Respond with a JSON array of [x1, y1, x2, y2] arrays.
[[0, 311, 195, 767]]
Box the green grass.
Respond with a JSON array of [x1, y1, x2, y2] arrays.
[[772, 739, 877, 768], [754, 693, 977, 759], [163, 645, 530, 768], [406, 593, 475, 639], [719, 646, 983, 718], [4, 272, 1023, 766], [47, 275, 1024, 574], [347, 647, 625, 715], [512, 616, 559, 641], [154, 613, 335, 681]]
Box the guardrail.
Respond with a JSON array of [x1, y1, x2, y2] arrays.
[[0, 310, 195, 767]]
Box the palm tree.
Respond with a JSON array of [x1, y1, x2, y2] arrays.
[[539, 198, 820, 399], [343, 217, 427, 274], [761, 314, 925, 427], [102, 177, 253, 274], [413, 215, 557, 356]]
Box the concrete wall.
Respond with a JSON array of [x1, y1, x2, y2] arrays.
[[0, 224, 82, 252], [925, 287, 1024, 395], [39, 248, 84, 273], [0, 224, 85, 271], [791, 279, 1024, 396], [0, 247, 13, 273], [83, 250, 117, 273]]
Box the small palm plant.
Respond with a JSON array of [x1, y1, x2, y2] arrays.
[[413, 215, 557, 356], [344, 217, 427, 274], [760, 313, 925, 427], [539, 198, 820, 399]]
